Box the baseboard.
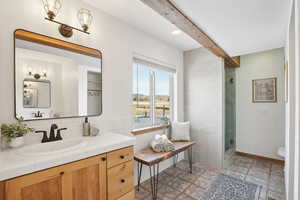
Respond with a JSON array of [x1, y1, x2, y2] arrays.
[[236, 151, 284, 165]]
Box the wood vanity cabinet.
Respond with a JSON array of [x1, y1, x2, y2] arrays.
[[0, 146, 134, 200]]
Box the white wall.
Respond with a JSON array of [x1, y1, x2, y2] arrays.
[[236, 48, 285, 160], [184, 48, 225, 168], [0, 0, 184, 182]]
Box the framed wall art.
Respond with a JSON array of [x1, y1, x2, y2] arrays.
[[252, 77, 277, 103]]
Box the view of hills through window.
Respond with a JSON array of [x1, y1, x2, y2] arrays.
[[133, 62, 173, 129]]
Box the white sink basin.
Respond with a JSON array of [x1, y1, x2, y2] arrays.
[[16, 138, 87, 156]]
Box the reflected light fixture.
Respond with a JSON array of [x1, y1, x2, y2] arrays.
[[27, 67, 33, 76], [41, 0, 93, 38], [42, 69, 47, 78], [27, 67, 47, 80]]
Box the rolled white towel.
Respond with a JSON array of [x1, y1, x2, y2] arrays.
[[151, 134, 175, 152], [154, 134, 168, 143], [151, 140, 164, 152], [163, 139, 175, 152]]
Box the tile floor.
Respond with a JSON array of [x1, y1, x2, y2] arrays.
[[135, 154, 285, 200]]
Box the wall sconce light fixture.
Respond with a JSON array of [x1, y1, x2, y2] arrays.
[[41, 0, 93, 38]]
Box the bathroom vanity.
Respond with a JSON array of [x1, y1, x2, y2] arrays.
[[0, 133, 135, 200]]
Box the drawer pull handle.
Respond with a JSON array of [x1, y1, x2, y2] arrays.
[[101, 157, 106, 161], [120, 155, 125, 159], [121, 179, 125, 183], [60, 171, 64, 176]]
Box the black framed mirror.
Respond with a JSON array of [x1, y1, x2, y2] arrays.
[[14, 29, 102, 121]]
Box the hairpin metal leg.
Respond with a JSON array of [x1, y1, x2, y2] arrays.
[[173, 154, 179, 167], [137, 162, 143, 191], [188, 146, 193, 174], [149, 164, 159, 200]]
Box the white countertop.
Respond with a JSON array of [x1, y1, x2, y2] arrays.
[[0, 133, 136, 181]]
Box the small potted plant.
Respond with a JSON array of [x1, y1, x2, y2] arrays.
[[0, 120, 34, 148]]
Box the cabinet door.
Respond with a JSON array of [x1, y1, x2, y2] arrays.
[[64, 154, 107, 200], [5, 154, 107, 200], [5, 165, 66, 200]]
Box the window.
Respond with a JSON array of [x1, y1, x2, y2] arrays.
[[132, 59, 174, 130]]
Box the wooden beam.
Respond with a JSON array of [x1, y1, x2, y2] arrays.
[[140, 0, 240, 67], [225, 56, 240, 67]]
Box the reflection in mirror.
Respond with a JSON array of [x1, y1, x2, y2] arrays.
[[87, 72, 102, 116], [15, 30, 102, 121], [23, 79, 51, 108]]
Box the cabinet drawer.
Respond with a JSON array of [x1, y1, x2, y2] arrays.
[[107, 161, 134, 200], [117, 190, 134, 200], [107, 146, 133, 168]]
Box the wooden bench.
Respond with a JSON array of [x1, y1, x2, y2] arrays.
[[134, 141, 196, 200]]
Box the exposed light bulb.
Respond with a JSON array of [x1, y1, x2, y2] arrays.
[[77, 8, 93, 32], [172, 30, 182, 35], [28, 67, 33, 76], [42, 0, 62, 20]]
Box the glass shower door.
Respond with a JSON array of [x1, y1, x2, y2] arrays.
[[225, 67, 236, 151]]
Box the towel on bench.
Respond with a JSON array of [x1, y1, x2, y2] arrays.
[[151, 134, 175, 152]]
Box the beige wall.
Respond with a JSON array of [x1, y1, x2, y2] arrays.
[[236, 48, 285, 160]]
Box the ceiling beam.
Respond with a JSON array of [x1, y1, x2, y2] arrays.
[[140, 0, 240, 67], [225, 56, 240, 67]]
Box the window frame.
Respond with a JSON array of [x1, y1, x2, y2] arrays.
[[132, 61, 175, 134]]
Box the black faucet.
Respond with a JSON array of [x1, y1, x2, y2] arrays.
[[56, 128, 67, 140], [35, 130, 48, 143], [35, 124, 67, 143], [49, 124, 58, 141], [33, 111, 43, 118]]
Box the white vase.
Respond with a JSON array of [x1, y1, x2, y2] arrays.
[[9, 137, 25, 148]]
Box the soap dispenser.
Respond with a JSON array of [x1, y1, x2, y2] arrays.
[[83, 117, 90, 136]]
